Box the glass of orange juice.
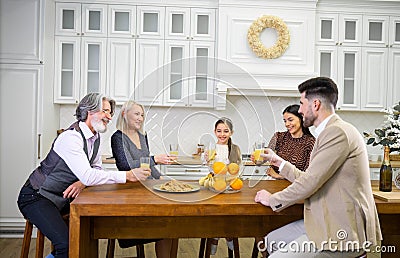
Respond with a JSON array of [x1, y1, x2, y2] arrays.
[[206, 142, 216, 161], [169, 144, 179, 156], [253, 142, 265, 165], [140, 157, 150, 169]]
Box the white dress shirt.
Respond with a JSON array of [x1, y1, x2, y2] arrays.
[[54, 121, 126, 186]]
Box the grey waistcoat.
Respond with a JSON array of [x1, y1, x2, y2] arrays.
[[28, 122, 100, 210]]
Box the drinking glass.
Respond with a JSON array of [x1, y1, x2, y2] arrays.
[[253, 141, 265, 166], [140, 157, 150, 169], [169, 144, 179, 156]]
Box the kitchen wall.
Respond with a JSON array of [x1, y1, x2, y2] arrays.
[[59, 95, 386, 159]]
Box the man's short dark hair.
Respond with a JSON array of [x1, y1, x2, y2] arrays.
[[298, 77, 338, 108]]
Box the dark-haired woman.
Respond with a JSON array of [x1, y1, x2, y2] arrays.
[[266, 104, 315, 179]]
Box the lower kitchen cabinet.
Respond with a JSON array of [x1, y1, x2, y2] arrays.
[[241, 165, 272, 180], [160, 165, 209, 180]]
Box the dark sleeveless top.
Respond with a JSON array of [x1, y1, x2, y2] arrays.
[[28, 121, 100, 210]]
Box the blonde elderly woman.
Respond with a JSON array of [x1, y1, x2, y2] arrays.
[[111, 100, 176, 257]]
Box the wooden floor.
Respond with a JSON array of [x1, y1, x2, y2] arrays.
[[0, 237, 261, 258]]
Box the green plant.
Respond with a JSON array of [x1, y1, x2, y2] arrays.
[[363, 102, 400, 153]]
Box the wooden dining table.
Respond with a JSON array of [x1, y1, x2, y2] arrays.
[[69, 180, 400, 257]]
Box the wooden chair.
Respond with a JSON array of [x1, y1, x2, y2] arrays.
[[20, 220, 45, 258], [20, 214, 69, 258], [106, 239, 179, 258], [198, 238, 240, 258], [106, 239, 145, 258]]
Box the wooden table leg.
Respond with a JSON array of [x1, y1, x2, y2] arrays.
[[170, 238, 179, 258], [69, 211, 98, 258]]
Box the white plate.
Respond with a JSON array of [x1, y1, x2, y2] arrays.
[[209, 187, 241, 194], [153, 183, 200, 193]]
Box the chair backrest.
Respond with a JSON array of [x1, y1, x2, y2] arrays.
[[57, 129, 65, 136]]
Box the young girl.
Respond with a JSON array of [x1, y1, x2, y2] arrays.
[[212, 117, 241, 165], [209, 117, 241, 254]]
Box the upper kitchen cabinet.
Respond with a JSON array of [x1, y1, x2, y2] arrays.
[[316, 13, 363, 46], [316, 45, 362, 110], [108, 5, 165, 39], [134, 39, 165, 106], [108, 5, 137, 38], [362, 15, 400, 48], [54, 36, 107, 104], [165, 7, 216, 41], [316, 0, 400, 111], [362, 15, 400, 108], [107, 38, 135, 104], [136, 6, 165, 39], [0, 0, 43, 64], [362, 15, 400, 109], [164, 40, 215, 107], [55, 3, 107, 37]]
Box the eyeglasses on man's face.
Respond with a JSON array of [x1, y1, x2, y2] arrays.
[[101, 109, 113, 117]]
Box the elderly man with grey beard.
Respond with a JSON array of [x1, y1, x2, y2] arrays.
[[17, 93, 153, 258]]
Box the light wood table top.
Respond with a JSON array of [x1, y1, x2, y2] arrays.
[[69, 180, 400, 258]]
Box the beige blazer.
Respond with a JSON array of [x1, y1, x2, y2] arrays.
[[269, 114, 382, 250]]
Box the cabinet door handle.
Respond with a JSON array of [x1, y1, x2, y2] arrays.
[[37, 134, 41, 159], [185, 169, 201, 172]]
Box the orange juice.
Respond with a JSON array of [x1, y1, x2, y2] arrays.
[[140, 163, 150, 169], [208, 149, 216, 160], [253, 149, 263, 161]]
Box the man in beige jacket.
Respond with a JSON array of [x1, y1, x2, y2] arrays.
[[255, 77, 382, 257]]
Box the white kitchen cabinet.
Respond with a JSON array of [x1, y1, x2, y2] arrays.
[[316, 13, 363, 46], [55, 2, 107, 37], [134, 39, 165, 105], [362, 15, 400, 109], [0, 0, 44, 64], [0, 64, 43, 223], [316, 46, 362, 110], [80, 37, 107, 98], [160, 165, 209, 180], [387, 48, 400, 107], [54, 37, 80, 103], [165, 7, 216, 41], [361, 47, 388, 111], [54, 36, 107, 104], [363, 15, 389, 48], [164, 40, 215, 107], [107, 38, 136, 104], [241, 165, 271, 181], [108, 5, 137, 38], [389, 16, 400, 48], [108, 5, 164, 39], [137, 6, 165, 39]]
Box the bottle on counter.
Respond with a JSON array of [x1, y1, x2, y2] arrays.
[[379, 145, 392, 192]]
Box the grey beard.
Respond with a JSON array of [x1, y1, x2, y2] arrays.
[[92, 118, 107, 133]]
